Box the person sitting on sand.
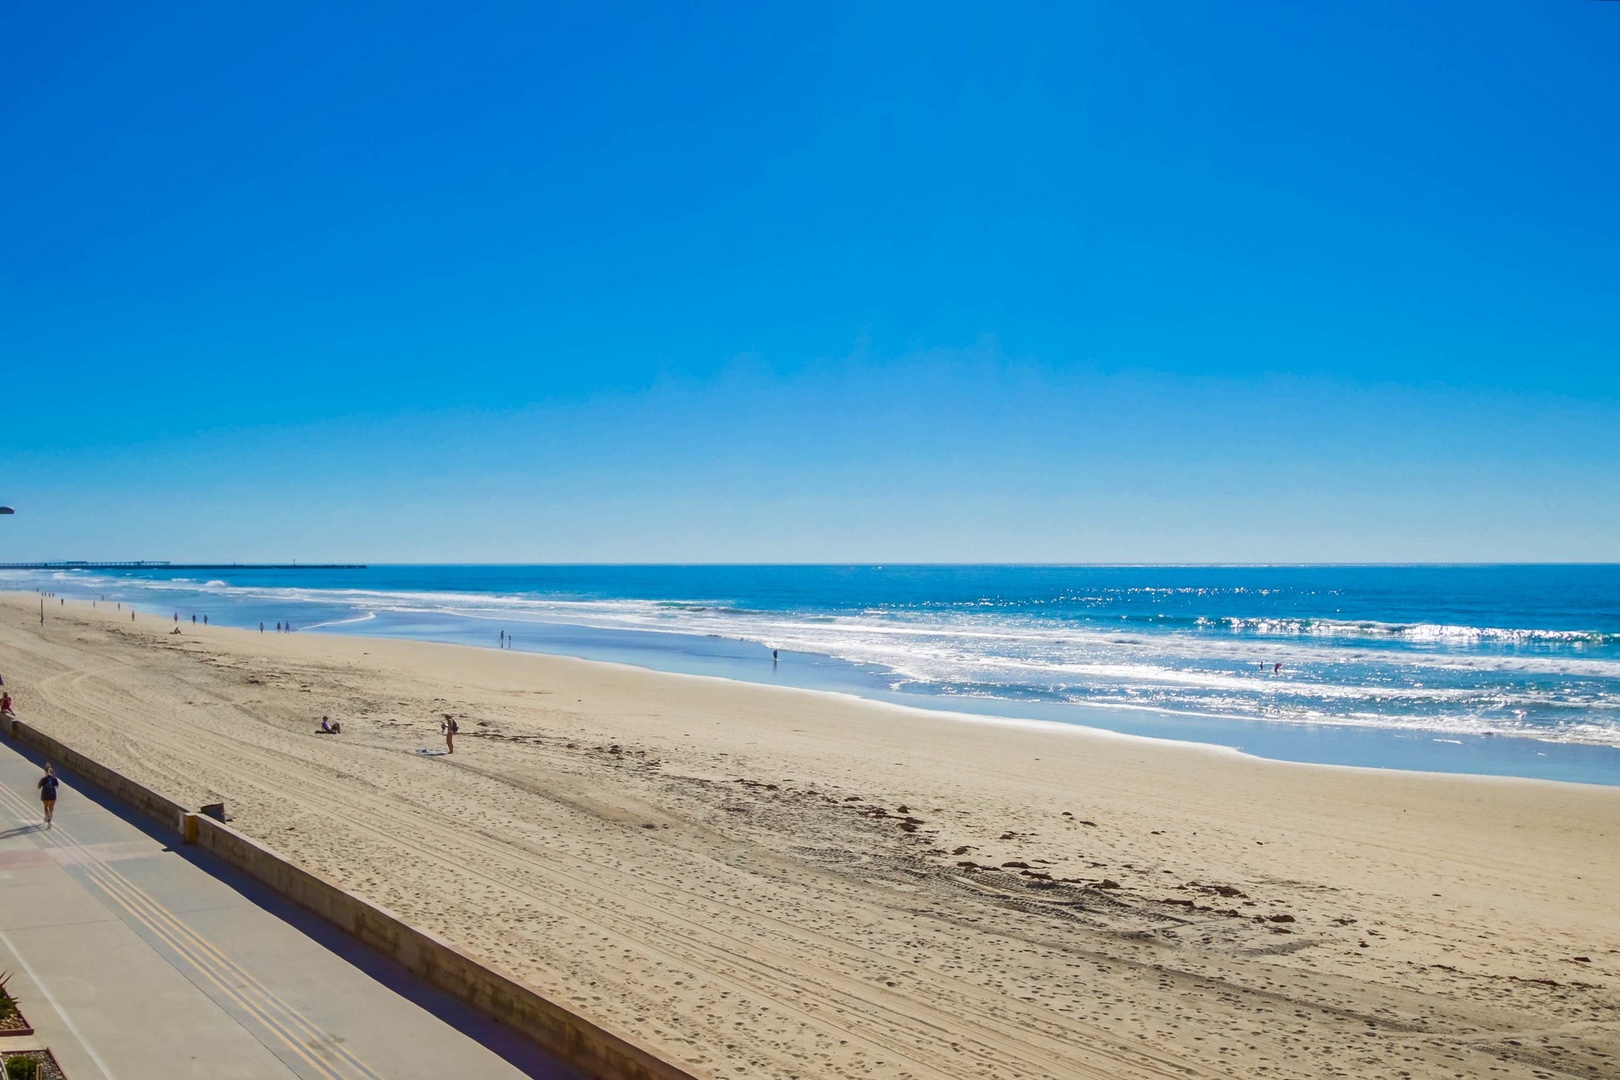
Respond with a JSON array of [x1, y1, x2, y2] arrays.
[[0, 691, 13, 718], [317, 715, 342, 734]]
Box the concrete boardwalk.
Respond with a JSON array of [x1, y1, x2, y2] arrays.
[[0, 736, 581, 1079]]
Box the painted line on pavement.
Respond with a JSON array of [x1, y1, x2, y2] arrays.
[[0, 777, 383, 1080], [0, 926, 121, 1080]]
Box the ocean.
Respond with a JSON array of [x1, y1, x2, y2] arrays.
[[11, 564, 1620, 785]]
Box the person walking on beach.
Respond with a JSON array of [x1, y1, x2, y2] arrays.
[[442, 714, 458, 754], [38, 764, 59, 829]]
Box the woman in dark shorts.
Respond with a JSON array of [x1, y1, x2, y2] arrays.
[[38, 764, 59, 829]]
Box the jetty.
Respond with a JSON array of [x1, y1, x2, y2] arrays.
[[0, 561, 365, 570]]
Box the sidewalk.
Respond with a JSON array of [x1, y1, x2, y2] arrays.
[[0, 735, 581, 1079]]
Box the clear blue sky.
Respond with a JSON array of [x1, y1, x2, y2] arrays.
[[2, 2, 1617, 562]]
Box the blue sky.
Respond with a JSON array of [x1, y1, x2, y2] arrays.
[[2, 2, 1617, 562]]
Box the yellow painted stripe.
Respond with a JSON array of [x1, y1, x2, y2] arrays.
[[0, 780, 383, 1080]]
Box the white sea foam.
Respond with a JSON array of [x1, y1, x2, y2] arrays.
[[298, 612, 379, 631], [10, 568, 1620, 748]]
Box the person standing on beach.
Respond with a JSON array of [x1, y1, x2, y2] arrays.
[[38, 764, 59, 829], [442, 714, 458, 754]]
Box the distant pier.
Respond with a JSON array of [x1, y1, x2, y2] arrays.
[[0, 561, 366, 570]]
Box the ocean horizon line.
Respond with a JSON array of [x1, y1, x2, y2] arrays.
[[16, 559, 1620, 569]]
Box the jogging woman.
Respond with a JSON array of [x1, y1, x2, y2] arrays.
[[38, 764, 59, 829]]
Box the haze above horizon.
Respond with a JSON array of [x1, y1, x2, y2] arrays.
[[3, 3, 1617, 564]]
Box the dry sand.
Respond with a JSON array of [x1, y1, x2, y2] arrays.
[[2, 593, 1617, 1079]]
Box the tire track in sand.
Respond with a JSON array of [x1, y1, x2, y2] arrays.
[[36, 661, 1216, 1080]]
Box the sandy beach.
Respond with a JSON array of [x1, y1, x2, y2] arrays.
[[1, 593, 1616, 1079]]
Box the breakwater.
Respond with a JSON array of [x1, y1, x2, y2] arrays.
[[0, 561, 366, 570]]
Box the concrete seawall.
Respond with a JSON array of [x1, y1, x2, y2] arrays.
[[3, 717, 697, 1080]]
